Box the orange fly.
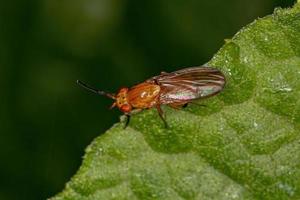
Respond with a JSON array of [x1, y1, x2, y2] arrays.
[[77, 66, 225, 127]]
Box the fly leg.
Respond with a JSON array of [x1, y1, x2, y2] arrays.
[[156, 105, 168, 128], [124, 114, 130, 129], [122, 109, 142, 129]]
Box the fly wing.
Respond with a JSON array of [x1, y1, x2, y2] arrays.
[[148, 66, 225, 104]]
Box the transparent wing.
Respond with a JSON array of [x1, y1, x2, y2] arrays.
[[148, 66, 225, 104]]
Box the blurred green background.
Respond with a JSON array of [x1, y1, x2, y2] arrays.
[[0, 0, 295, 199]]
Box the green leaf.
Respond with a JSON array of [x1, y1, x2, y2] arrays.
[[51, 3, 300, 200]]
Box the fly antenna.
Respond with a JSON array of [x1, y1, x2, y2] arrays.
[[76, 80, 115, 99]]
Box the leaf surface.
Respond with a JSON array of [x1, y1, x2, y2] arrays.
[[51, 3, 300, 200]]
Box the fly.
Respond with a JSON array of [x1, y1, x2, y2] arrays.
[[77, 66, 226, 127]]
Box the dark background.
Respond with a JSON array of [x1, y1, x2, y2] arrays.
[[0, 0, 295, 199]]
